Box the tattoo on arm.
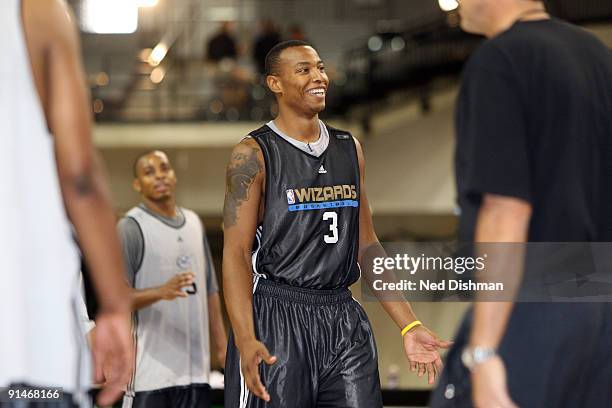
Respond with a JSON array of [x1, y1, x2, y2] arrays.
[[224, 146, 262, 227], [74, 174, 94, 196]]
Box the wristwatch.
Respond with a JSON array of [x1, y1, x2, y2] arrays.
[[461, 346, 497, 371]]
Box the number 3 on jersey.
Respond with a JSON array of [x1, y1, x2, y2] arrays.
[[323, 211, 338, 244]]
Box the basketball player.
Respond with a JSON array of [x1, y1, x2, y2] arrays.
[[1, 0, 133, 407], [223, 40, 451, 407], [119, 150, 227, 408], [430, 1, 612, 407]]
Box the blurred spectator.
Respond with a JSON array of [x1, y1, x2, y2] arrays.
[[253, 19, 281, 75], [287, 23, 310, 43], [206, 21, 238, 63]]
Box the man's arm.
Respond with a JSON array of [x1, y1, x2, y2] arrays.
[[131, 274, 194, 310], [470, 194, 531, 347], [354, 138, 450, 384], [222, 138, 276, 402], [208, 292, 228, 368], [469, 194, 530, 408], [41, 0, 130, 314], [203, 234, 228, 368], [25, 1, 132, 405], [117, 217, 194, 310]]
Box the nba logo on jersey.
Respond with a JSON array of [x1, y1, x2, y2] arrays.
[[286, 189, 296, 204]]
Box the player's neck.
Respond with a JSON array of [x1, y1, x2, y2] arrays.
[[142, 197, 177, 218], [485, 3, 549, 38], [273, 110, 320, 144]]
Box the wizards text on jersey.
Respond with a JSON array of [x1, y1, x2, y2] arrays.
[[286, 184, 359, 211]]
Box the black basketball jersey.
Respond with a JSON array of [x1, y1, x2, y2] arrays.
[[250, 124, 361, 290]]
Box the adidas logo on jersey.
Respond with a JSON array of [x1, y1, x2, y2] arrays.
[[318, 165, 327, 174]]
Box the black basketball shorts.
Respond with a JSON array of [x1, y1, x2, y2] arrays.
[[122, 384, 210, 408], [225, 279, 383, 408]]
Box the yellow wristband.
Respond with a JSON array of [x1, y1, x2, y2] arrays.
[[401, 320, 422, 336]]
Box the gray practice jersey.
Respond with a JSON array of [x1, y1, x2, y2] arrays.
[[119, 205, 213, 397], [118, 204, 218, 295]]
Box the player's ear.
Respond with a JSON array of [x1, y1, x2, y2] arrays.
[[132, 178, 142, 193], [267, 74, 282, 97]]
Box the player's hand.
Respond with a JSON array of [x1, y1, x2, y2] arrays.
[[403, 325, 452, 384], [158, 272, 195, 300], [471, 355, 518, 408], [92, 310, 133, 406], [238, 339, 277, 402]]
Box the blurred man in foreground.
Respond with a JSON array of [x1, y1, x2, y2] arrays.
[[0, 0, 132, 407], [431, 0, 612, 407]]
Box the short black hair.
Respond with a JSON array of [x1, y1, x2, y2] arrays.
[[132, 149, 159, 178], [264, 40, 312, 76]]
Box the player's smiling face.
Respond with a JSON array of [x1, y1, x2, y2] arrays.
[[275, 46, 329, 115], [133, 151, 177, 202]]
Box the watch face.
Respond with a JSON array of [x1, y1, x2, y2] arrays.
[[461, 347, 496, 370], [474, 348, 487, 361]]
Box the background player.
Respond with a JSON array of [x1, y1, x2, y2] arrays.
[[430, 0, 612, 407], [0, 0, 133, 407], [119, 150, 227, 408], [223, 40, 451, 407]]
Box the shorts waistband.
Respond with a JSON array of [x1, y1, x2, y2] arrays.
[[254, 278, 353, 305]]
